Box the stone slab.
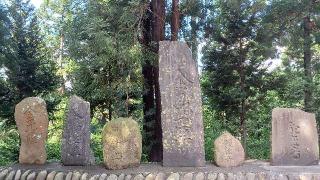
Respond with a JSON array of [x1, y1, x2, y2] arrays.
[[159, 41, 205, 167], [271, 108, 319, 166], [61, 95, 95, 165]]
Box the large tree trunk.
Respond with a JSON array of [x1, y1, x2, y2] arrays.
[[303, 16, 313, 112], [171, 0, 179, 41], [150, 0, 165, 162], [239, 39, 247, 157]]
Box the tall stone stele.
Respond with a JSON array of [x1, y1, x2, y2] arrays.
[[15, 97, 49, 164], [61, 95, 95, 165], [159, 41, 205, 167], [102, 117, 142, 170], [272, 108, 319, 166]]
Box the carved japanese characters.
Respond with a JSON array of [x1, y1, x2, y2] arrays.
[[102, 117, 142, 170], [61, 95, 95, 165], [214, 132, 245, 167], [15, 97, 49, 164], [159, 41, 205, 167], [272, 108, 319, 165]]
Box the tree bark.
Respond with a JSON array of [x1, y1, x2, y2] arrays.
[[303, 16, 313, 112], [171, 0, 179, 41], [150, 0, 165, 162]]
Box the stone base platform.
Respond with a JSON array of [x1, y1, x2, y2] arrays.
[[1, 160, 320, 180]]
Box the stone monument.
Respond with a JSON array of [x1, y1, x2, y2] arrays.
[[159, 41, 205, 167], [102, 117, 142, 170], [272, 108, 319, 166], [15, 97, 49, 164], [61, 95, 95, 165], [214, 132, 245, 167]]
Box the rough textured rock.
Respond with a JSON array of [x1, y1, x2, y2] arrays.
[[214, 132, 245, 167], [155, 173, 165, 180], [133, 174, 144, 180], [61, 95, 95, 165], [80, 173, 88, 180], [36, 170, 47, 180], [15, 97, 49, 164], [159, 41, 205, 167], [26, 172, 36, 180], [183, 173, 193, 180], [195, 172, 205, 180], [0, 169, 9, 180], [102, 117, 142, 170], [54, 172, 64, 180], [107, 174, 117, 180], [65, 172, 73, 180], [124, 175, 132, 180], [14, 170, 21, 180], [207, 173, 217, 180], [145, 174, 155, 180], [99, 174, 107, 180], [5, 170, 15, 180], [72, 172, 81, 180], [167, 173, 179, 180], [118, 174, 125, 180], [272, 108, 319, 165], [21, 170, 31, 180], [46, 171, 57, 180], [217, 173, 225, 180]]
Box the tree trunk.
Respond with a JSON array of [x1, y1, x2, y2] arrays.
[[239, 39, 247, 157], [150, 0, 165, 162], [171, 0, 179, 41], [303, 16, 313, 112]]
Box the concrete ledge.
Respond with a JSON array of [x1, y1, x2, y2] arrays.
[[1, 161, 320, 180]]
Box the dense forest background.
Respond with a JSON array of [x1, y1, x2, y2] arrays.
[[0, 0, 320, 165]]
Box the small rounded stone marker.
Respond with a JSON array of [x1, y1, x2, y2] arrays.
[[36, 170, 47, 180], [245, 173, 255, 180], [124, 175, 132, 180], [0, 169, 10, 180], [14, 170, 21, 180], [118, 174, 125, 180], [89, 175, 99, 180], [47, 171, 57, 180]]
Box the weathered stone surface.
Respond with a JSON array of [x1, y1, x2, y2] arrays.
[[14, 170, 21, 180], [21, 170, 31, 180], [155, 173, 165, 180], [0, 169, 9, 180], [195, 172, 205, 180], [214, 132, 245, 167], [207, 173, 217, 180], [145, 174, 156, 180], [167, 173, 179, 180], [183, 173, 193, 180], [245, 173, 255, 180], [159, 41, 205, 167], [65, 172, 73, 180], [124, 175, 132, 180], [26, 172, 36, 180], [80, 173, 88, 180], [89, 175, 99, 180], [61, 95, 95, 165], [54, 172, 64, 180], [271, 108, 319, 166], [72, 172, 81, 180], [99, 174, 107, 180], [118, 174, 125, 180], [217, 173, 225, 180], [133, 174, 144, 180], [107, 174, 117, 180], [102, 117, 142, 170], [46, 171, 57, 180], [35, 170, 47, 180], [15, 97, 49, 164], [5, 170, 15, 180]]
